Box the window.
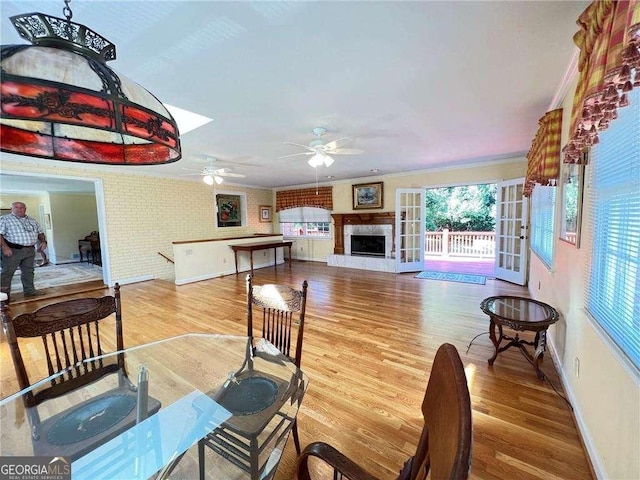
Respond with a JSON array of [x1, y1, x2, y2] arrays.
[[530, 185, 556, 268], [587, 87, 640, 370], [279, 207, 331, 238]]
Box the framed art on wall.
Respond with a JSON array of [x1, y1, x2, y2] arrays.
[[259, 205, 271, 223], [353, 182, 383, 209], [216, 194, 242, 227]]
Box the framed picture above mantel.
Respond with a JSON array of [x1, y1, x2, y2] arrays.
[[352, 182, 383, 210]]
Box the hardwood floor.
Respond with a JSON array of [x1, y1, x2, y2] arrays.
[[0, 261, 593, 480]]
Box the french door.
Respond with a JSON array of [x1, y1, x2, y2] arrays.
[[494, 178, 528, 285], [395, 188, 425, 273]]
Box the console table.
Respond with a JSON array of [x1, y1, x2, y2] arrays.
[[480, 295, 559, 379], [230, 241, 293, 276]]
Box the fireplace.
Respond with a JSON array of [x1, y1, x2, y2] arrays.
[[351, 235, 385, 257], [331, 213, 397, 256]]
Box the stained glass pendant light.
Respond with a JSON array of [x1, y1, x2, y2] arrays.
[[0, 0, 181, 165]]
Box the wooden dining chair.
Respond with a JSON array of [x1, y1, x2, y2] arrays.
[[1, 284, 161, 461], [197, 274, 308, 479], [246, 274, 308, 369], [246, 273, 308, 453], [297, 343, 473, 480]]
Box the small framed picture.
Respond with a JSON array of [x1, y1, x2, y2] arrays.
[[259, 205, 272, 222], [353, 182, 384, 209]]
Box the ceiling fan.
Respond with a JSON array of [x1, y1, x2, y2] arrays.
[[279, 127, 364, 167], [181, 158, 246, 185]]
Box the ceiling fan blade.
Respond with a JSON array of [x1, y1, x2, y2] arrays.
[[284, 142, 313, 151], [329, 148, 364, 155], [219, 172, 246, 178], [278, 152, 313, 159], [323, 137, 351, 150], [181, 167, 204, 172], [180, 173, 202, 176]]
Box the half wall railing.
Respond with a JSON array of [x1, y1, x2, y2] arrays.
[[425, 229, 495, 258]]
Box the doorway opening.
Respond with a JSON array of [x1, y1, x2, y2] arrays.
[[423, 183, 496, 277]]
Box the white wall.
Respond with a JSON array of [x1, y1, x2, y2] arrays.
[[527, 77, 640, 480], [276, 159, 526, 262], [173, 235, 285, 284], [48, 193, 99, 262]]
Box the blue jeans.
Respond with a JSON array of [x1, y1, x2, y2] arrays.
[[1, 246, 36, 296]]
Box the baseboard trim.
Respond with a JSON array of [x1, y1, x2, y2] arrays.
[[113, 275, 154, 287], [174, 260, 288, 285], [175, 272, 225, 285], [547, 337, 605, 480]]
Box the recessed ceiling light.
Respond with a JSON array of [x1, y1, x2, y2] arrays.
[[326, 175, 334, 179], [165, 104, 213, 134], [370, 169, 379, 173]]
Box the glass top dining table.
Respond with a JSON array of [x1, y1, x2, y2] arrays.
[[0, 334, 308, 479]]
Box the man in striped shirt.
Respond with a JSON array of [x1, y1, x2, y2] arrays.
[[0, 202, 47, 301]]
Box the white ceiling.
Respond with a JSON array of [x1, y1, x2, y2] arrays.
[[0, 1, 587, 189]]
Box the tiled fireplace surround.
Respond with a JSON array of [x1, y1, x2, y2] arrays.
[[327, 213, 397, 272]]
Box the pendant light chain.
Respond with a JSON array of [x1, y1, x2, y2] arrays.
[[63, 0, 73, 39], [315, 167, 319, 195], [63, 0, 73, 20]]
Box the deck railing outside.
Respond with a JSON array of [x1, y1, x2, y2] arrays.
[[425, 229, 495, 258]]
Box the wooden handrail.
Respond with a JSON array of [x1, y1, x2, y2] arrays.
[[425, 229, 495, 258], [157, 252, 174, 264]]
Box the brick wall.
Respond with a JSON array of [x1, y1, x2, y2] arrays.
[[1, 160, 273, 283]]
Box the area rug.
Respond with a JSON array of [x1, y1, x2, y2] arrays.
[[10, 263, 103, 293], [414, 271, 486, 285]]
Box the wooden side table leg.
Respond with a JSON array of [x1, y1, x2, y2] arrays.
[[250, 252, 254, 277], [534, 330, 548, 380], [288, 245, 292, 268], [234, 251, 239, 275], [488, 319, 500, 365]]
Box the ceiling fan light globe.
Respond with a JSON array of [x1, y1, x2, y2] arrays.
[[308, 154, 324, 168], [203, 174, 215, 185], [214, 175, 224, 184], [323, 155, 335, 167]]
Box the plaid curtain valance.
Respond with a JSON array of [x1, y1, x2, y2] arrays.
[[275, 187, 333, 212], [563, 0, 640, 164], [524, 108, 563, 197]]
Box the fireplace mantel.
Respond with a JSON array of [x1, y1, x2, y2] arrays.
[[331, 212, 396, 254]]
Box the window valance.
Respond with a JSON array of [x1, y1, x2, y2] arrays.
[[275, 187, 333, 212], [524, 108, 563, 197], [563, 0, 640, 164], [278, 207, 332, 223]]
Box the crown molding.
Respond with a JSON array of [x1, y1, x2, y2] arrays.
[[548, 46, 580, 111]]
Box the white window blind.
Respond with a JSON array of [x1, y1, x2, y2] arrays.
[[530, 185, 556, 268], [278, 207, 331, 223], [587, 87, 640, 370], [279, 207, 331, 238]]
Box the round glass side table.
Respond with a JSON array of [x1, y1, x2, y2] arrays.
[[480, 295, 559, 379]]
